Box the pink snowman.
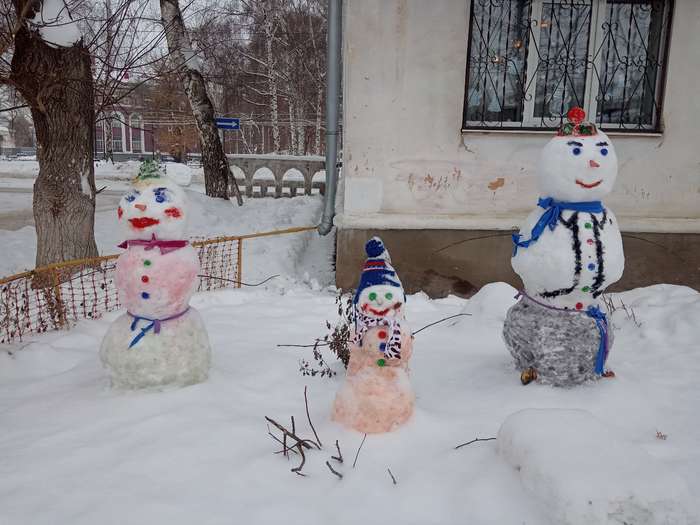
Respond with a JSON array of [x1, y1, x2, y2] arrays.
[[100, 161, 211, 389], [332, 238, 415, 433]]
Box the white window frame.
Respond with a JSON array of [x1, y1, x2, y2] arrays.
[[130, 113, 143, 153]]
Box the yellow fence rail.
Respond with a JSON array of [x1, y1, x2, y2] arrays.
[[0, 225, 317, 345]]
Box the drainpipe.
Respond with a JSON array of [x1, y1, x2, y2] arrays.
[[318, 0, 341, 235]]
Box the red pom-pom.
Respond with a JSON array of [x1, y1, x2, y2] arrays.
[[567, 107, 586, 124]]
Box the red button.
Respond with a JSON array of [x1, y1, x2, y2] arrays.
[[575, 302, 583, 310], [141, 275, 149, 283], [377, 330, 388, 339], [587, 239, 594, 245]]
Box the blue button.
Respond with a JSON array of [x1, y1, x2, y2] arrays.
[[141, 292, 150, 299], [379, 342, 386, 351], [588, 263, 596, 271]]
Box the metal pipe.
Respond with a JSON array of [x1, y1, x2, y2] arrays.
[[318, 0, 341, 235]]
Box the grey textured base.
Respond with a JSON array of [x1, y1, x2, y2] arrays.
[[503, 296, 612, 387]]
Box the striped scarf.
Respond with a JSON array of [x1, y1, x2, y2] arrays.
[[354, 310, 403, 359]]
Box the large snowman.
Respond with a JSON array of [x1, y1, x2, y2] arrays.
[[332, 237, 415, 433], [100, 161, 211, 389], [504, 108, 624, 387]]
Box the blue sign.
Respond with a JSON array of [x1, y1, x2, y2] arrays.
[[215, 117, 240, 130]]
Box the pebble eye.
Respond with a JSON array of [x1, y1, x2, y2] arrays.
[[385, 292, 393, 300], [600, 148, 608, 156], [572, 147, 582, 156], [368, 292, 377, 301]]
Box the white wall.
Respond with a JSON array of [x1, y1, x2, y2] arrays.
[[339, 0, 700, 233]]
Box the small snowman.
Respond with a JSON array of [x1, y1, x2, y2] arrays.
[[504, 108, 624, 387], [332, 237, 414, 433], [100, 160, 211, 389]]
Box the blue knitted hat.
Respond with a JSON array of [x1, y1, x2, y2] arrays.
[[353, 237, 404, 304]]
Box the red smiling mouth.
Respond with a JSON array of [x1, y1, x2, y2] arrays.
[[129, 217, 160, 229], [362, 303, 403, 316], [575, 179, 603, 189]]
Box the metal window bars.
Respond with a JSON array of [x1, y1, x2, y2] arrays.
[[462, 0, 673, 132]]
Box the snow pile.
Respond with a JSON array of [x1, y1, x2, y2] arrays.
[[0, 283, 698, 524], [498, 408, 695, 525], [30, 0, 81, 47]]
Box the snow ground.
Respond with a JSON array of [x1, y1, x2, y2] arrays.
[[1, 282, 698, 525]]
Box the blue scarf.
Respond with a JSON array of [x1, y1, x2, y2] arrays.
[[586, 305, 609, 375], [512, 197, 605, 255]]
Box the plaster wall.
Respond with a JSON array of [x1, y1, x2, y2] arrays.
[[339, 0, 700, 233]]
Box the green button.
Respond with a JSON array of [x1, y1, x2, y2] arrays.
[[143, 259, 152, 267], [582, 286, 590, 292], [584, 222, 592, 229], [376, 358, 386, 367]]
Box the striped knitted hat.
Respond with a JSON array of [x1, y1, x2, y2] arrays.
[[353, 237, 405, 304]]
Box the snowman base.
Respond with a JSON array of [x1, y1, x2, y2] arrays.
[[100, 307, 211, 390], [503, 295, 612, 387], [332, 337, 414, 434]]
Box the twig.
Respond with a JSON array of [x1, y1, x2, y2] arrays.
[[412, 313, 472, 336], [454, 437, 496, 449], [387, 468, 397, 485], [197, 274, 279, 287], [352, 433, 367, 468], [265, 416, 314, 450], [326, 460, 343, 479], [331, 440, 343, 463], [266, 423, 298, 456], [291, 443, 307, 476], [277, 341, 330, 348], [304, 386, 322, 448]]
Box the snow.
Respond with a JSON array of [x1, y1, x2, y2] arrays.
[[1, 280, 699, 524], [498, 409, 695, 524], [29, 0, 81, 48]]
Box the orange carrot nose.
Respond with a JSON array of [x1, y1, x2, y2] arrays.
[[134, 203, 147, 211], [589, 159, 600, 168]]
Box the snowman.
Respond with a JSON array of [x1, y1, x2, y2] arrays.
[[503, 107, 624, 387], [332, 237, 415, 433], [100, 160, 211, 389]]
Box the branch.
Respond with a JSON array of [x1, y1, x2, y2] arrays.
[[325, 460, 342, 479], [352, 434, 367, 468], [304, 385, 322, 448], [387, 468, 397, 485], [454, 437, 496, 450]]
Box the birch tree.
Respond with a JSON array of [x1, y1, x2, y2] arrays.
[[159, 0, 242, 203]]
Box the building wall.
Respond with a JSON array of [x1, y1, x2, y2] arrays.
[[337, 0, 700, 295], [340, 0, 700, 230]]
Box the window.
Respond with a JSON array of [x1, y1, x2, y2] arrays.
[[111, 113, 123, 152], [463, 0, 673, 132], [95, 121, 104, 153], [130, 114, 143, 153]]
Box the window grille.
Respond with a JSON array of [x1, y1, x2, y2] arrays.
[[463, 0, 673, 132]]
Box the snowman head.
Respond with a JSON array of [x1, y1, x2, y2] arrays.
[[118, 160, 188, 240], [354, 237, 406, 320], [538, 107, 618, 202]]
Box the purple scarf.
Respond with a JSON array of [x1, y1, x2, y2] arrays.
[[118, 234, 188, 254]]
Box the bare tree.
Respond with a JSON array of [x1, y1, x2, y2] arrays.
[[159, 0, 242, 203]]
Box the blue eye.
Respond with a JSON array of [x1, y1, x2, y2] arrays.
[[125, 193, 136, 202], [600, 148, 608, 156], [153, 187, 171, 203], [572, 147, 582, 156]]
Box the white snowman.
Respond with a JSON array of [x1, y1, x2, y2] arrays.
[[100, 160, 211, 389], [504, 108, 624, 386]]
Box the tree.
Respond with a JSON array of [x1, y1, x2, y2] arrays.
[[9, 0, 99, 268], [159, 0, 242, 203]]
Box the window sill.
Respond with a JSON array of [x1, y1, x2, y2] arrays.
[[461, 128, 663, 138]]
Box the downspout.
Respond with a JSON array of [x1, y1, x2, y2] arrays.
[[318, 0, 341, 235]]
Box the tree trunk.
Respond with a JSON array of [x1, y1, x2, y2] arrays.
[[11, 21, 98, 268], [104, 113, 114, 162], [160, 0, 242, 204], [314, 84, 322, 155], [264, 5, 280, 154]]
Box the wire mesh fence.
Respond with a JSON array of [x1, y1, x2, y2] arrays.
[[0, 226, 316, 345]]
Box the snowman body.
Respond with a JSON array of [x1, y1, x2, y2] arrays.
[[100, 166, 211, 389], [504, 113, 624, 386], [332, 240, 415, 433]]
